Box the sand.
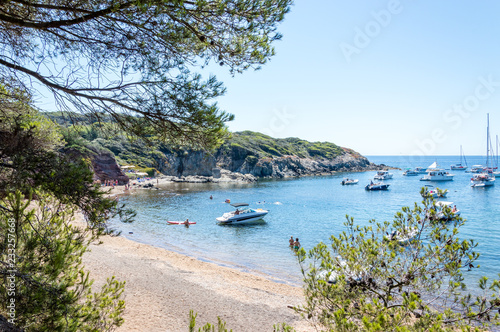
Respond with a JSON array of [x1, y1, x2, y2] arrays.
[[80, 216, 313, 331]]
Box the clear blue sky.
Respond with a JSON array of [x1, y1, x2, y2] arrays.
[[204, 0, 500, 156]]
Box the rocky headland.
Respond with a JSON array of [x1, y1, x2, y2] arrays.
[[89, 131, 382, 184]]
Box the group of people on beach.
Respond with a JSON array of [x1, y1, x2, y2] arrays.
[[101, 179, 118, 187], [289, 236, 300, 250]]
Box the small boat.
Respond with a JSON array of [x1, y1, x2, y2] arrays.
[[365, 182, 390, 190], [450, 145, 468, 170], [374, 170, 393, 180], [420, 162, 453, 181], [422, 187, 448, 198], [216, 203, 268, 225], [471, 114, 496, 187], [167, 220, 196, 225], [427, 201, 460, 221], [469, 165, 484, 173], [403, 168, 419, 176], [450, 163, 467, 170], [317, 257, 364, 284], [414, 167, 428, 174], [471, 169, 495, 187], [341, 178, 359, 185], [427, 189, 448, 198], [390, 227, 419, 245]]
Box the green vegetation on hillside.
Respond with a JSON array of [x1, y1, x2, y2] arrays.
[[45, 112, 352, 171], [228, 131, 345, 159]]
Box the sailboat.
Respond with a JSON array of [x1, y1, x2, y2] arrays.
[[450, 145, 468, 170], [493, 135, 500, 176], [471, 114, 495, 187]]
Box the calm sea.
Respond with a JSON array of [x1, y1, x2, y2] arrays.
[[110, 155, 500, 291]]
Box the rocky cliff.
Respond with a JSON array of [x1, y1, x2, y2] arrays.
[[90, 152, 129, 184], [154, 131, 379, 181]]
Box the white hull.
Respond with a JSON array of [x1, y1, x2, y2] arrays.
[[216, 210, 268, 224], [365, 183, 390, 190], [420, 176, 454, 181], [414, 167, 428, 174], [374, 175, 393, 180], [374, 171, 393, 180], [471, 179, 495, 187], [420, 169, 454, 181]]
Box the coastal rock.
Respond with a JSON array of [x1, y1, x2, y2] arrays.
[[160, 150, 216, 177], [90, 152, 129, 184], [153, 148, 378, 181]]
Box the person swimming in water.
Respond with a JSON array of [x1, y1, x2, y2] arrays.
[[293, 238, 301, 250]]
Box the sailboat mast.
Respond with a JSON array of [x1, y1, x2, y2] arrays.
[[486, 113, 490, 167], [496, 135, 499, 168]]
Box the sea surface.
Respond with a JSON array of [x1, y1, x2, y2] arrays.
[[109, 155, 500, 292]]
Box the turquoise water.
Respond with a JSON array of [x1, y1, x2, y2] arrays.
[[110, 155, 500, 289]]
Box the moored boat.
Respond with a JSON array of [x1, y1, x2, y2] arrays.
[[390, 227, 419, 245], [469, 165, 484, 173], [420, 162, 453, 181], [365, 181, 390, 190], [422, 187, 448, 198], [403, 168, 419, 176], [471, 114, 496, 187], [471, 169, 495, 187], [450, 145, 468, 170], [374, 170, 393, 180], [427, 201, 460, 221], [414, 167, 428, 174], [450, 164, 467, 170], [216, 203, 268, 225], [341, 178, 359, 185]]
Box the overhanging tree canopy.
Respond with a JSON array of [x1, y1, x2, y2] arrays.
[[0, 0, 292, 148]]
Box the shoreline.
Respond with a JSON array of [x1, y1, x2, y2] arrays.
[[79, 214, 313, 331]]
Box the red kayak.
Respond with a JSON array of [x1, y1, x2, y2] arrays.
[[166, 221, 196, 225]]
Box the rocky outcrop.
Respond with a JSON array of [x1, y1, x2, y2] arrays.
[[153, 145, 379, 182], [160, 150, 216, 177], [91, 152, 129, 184], [216, 150, 377, 179]]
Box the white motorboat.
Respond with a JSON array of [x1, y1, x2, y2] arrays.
[[422, 187, 448, 198], [403, 168, 419, 176], [390, 227, 419, 245], [216, 203, 268, 224], [374, 170, 393, 180], [414, 167, 428, 174], [427, 201, 460, 221], [341, 178, 359, 185], [365, 182, 390, 190], [471, 168, 495, 187], [317, 257, 365, 284], [469, 165, 484, 173], [420, 162, 453, 181]]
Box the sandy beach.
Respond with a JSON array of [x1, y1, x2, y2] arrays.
[[80, 199, 313, 331]]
